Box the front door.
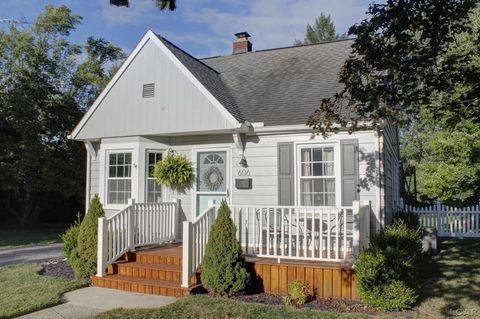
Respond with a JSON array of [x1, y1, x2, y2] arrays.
[[194, 149, 229, 216]]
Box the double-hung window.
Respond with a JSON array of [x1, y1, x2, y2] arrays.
[[299, 145, 336, 206], [146, 151, 162, 203], [107, 152, 132, 204]]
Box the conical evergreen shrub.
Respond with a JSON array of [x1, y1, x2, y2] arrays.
[[200, 200, 250, 296], [69, 195, 105, 278]]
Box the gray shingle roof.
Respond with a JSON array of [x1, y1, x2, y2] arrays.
[[159, 34, 354, 126], [158, 36, 244, 122]]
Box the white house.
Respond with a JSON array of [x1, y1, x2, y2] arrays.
[[70, 30, 400, 297]]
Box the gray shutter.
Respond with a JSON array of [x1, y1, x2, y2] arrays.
[[278, 142, 294, 205], [341, 139, 359, 206]]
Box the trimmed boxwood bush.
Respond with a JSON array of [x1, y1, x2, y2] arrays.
[[355, 219, 423, 311], [200, 200, 250, 296], [67, 195, 105, 278]]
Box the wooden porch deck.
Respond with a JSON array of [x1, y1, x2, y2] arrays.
[[92, 243, 358, 300], [245, 256, 358, 300]]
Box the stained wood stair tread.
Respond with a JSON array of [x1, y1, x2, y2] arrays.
[[117, 261, 182, 272], [135, 245, 182, 257], [97, 274, 182, 288]]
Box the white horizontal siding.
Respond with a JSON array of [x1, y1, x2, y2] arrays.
[[382, 120, 400, 224], [92, 130, 381, 231]]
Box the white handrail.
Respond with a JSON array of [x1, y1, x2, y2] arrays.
[[229, 204, 356, 261], [352, 200, 371, 256], [182, 201, 217, 288], [97, 198, 180, 277]]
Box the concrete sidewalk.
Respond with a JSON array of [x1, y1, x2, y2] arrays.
[[18, 287, 177, 319], [0, 243, 64, 266]]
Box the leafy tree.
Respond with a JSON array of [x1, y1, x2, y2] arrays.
[[201, 200, 250, 296], [0, 6, 124, 226], [401, 7, 480, 205], [307, 0, 478, 135], [110, 0, 176, 11], [402, 118, 480, 205], [294, 13, 346, 45]]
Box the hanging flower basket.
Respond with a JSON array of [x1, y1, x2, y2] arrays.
[[153, 149, 194, 188]]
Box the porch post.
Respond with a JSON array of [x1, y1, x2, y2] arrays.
[[127, 198, 136, 251], [352, 200, 360, 257], [181, 221, 192, 288], [363, 200, 371, 250], [96, 217, 108, 277]]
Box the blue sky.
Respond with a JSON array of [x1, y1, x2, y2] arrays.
[[0, 0, 374, 58]]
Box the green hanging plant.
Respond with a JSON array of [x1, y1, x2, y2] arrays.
[[154, 149, 194, 188]]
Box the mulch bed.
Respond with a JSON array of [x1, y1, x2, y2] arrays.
[[234, 293, 379, 315], [38, 258, 76, 280]]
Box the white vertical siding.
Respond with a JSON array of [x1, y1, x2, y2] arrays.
[[75, 39, 234, 140]]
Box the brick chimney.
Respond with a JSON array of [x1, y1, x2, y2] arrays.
[[233, 32, 252, 54]]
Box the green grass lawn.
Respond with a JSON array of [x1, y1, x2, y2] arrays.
[[95, 238, 480, 319], [0, 263, 88, 319], [94, 294, 391, 319], [417, 238, 480, 319], [0, 226, 66, 250]]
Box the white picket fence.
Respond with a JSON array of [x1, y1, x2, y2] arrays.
[[96, 199, 179, 276], [400, 198, 480, 238]]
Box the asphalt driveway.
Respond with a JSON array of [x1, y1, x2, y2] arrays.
[[0, 243, 64, 266]]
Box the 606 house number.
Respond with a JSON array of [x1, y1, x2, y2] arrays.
[[237, 168, 250, 176]]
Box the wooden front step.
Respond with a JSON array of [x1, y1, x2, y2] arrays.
[[91, 274, 189, 297], [135, 245, 182, 266], [92, 243, 198, 297], [117, 262, 182, 282]]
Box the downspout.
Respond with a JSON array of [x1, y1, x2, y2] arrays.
[[84, 141, 97, 214], [85, 152, 91, 214]]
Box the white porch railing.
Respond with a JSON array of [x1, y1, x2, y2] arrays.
[[399, 198, 480, 237], [181, 200, 371, 287], [181, 202, 217, 288], [97, 198, 179, 276]]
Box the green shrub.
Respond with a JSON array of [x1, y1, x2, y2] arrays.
[[154, 151, 194, 188], [69, 195, 105, 278], [60, 215, 81, 260], [283, 280, 312, 306], [200, 200, 250, 296], [360, 280, 418, 311], [369, 219, 423, 286], [355, 220, 423, 311]]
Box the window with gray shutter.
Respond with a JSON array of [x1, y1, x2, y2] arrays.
[[142, 83, 155, 98], [278, 142, 294, 205], [340, 139, 359, 206]]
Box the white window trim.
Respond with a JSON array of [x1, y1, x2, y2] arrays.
[[145, 149, 165, 203], [294, 141, 341, 207], [99, 142, 139, 210], [191, 145, 232, 217], [105, 150, 134, 208]]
